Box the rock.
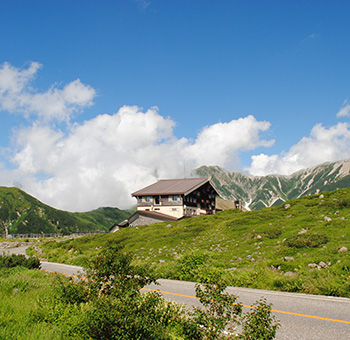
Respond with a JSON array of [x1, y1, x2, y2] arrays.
[[284, 272, 296, 278], [324, 216, 332, 222], [319, 194, 324, 199], [159, 260, 166, 263], [334, 211, 339, 215], [284, 204, 291, 210], [338, 247, 348, 254], [257, 235, 262, 239], [284, 256, 294, 261], [298, 228, 308, 234], [318, 261, 327, 268], [236, 257, 242, 262], [166, 224, 172, 228], [308, 263, 318, 268]]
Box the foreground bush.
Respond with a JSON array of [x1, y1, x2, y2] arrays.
[[51, 245, 279, 339], [5, 246, 279, 339], [0, 253, 40, 269]]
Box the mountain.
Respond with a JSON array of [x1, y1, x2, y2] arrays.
[[0, 187, 129, 235], [196, 159, 350, 210]]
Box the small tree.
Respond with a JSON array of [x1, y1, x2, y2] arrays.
[[189, 278, 242, 339], [239, 298, 280, 340]]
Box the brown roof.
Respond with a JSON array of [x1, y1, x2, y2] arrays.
[[132, 178, 212, 196]]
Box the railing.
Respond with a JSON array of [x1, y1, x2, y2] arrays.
[[4, 231, 106, 239]]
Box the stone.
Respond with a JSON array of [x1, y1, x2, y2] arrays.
[[324, 216, 332, 222], [257, 235, 262, 239], [298, 228, 308, 234], [284, 204, 291, 210], [308, 263, 318, 268], [284, 272, 296, 278], [166, 224, 172, 228], [319, 194, 324, 199], [284, 256, 294, 261], [318, 261, 327, 268], [236, 257, 242, 262], [159, 260, 166, 263], [338, 247, 348, 254]]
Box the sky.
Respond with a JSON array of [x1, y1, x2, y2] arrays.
[[1, 0, 350, 212]]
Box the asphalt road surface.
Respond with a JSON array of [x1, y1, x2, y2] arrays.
[[1, 245, 350, 339]]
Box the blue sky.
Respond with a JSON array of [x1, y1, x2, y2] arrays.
[[1, 0, 350, 211]]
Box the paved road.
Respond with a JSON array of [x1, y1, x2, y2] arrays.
[[2, 245, 350, 339]]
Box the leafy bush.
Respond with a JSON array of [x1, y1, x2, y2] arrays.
[[176, 249, 211, 281], [239, 298, 280, 340], [189, 279, 242, 339], [0, 253, 41, 269], [261, 228, 282, 239], [284, 234, 328, 248]]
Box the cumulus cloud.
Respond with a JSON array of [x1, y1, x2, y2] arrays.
[[0, 62, 96, 122], [247, 122, 350, 176], [336, 100, 350, 118], [2, 105, 273, 211], [185, 116, 274, 168]]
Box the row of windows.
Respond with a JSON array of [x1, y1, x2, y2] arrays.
[[141, 195, 179, 203]]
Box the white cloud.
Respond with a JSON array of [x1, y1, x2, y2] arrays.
[[0, 62, 96, 122], [336, 100, 350, 118], [184, 115, 274, 168], [3, 106, 273, 211], [247, 122, 350, 176]]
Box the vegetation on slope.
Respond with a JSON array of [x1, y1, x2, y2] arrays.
[[0, 187, 129, 235], [31, 188, 350, 297], [0, 250, 279, 340], [196, 159, 350, 210]]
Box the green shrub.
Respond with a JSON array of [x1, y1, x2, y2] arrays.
[[0, 253, 41, 269], [261, 228, 282, 239], [176, 249, 211, 281], [239, 298, 280, 340], [284, 234, 328, 248]]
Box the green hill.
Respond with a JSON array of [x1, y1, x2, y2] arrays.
[[0, 187, 129, 235], [34, 188, 350, 297]]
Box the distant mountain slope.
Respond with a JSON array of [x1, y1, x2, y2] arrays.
[[196, 159, 350, 210], [0, 187, 129, 235]]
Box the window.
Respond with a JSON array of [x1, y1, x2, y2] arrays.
[[146, 196, 152, 202], [173, 195, 178, 201]]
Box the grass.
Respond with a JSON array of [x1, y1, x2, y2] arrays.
[[29, 188, 350, 297], [0, 267, 72, 339]]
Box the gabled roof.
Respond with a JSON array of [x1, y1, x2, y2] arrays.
[[131, 178, 215, 196]]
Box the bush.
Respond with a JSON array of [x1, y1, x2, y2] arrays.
[[0, 253, 41, 269], [239, 298, 280, 340], [176, 249, 211, 281], [284, 234, 328, 248]]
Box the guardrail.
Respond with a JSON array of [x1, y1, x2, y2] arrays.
[[3, 231, 106, 239]]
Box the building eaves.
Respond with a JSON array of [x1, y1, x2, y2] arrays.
[[131, 178, 210, 196]]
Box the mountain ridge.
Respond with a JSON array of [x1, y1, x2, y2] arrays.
[[0, 186, 129, 235], [195, 159, 350, 210]]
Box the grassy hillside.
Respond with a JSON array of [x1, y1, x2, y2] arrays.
[[31, 188, 350, 297], [0, 187, 129, 235]]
